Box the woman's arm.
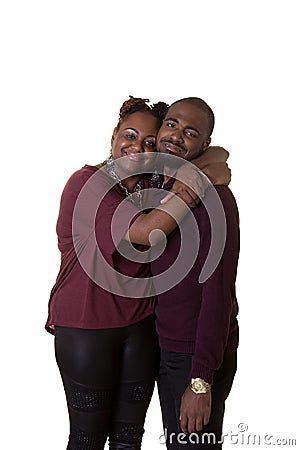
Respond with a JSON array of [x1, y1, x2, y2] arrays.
[[126, 193, 190, 245], [190, 145, 231, 185], [161, 146, 231, 205], [192, 146, 229, 168]]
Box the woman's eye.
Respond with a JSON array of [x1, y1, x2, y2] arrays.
[[125, 134, 136, 140], [145, 140, 156, 148], [166, 122, 175, 128]]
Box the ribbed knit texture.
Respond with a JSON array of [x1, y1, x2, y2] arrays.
[[153, 184, 240, 385]]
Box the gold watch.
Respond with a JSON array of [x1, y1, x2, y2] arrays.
[[190, 377, 211, 394]]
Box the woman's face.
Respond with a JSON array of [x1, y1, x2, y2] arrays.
[[111, 111, 160, 176]]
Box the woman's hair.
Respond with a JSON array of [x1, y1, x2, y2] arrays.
[[115, 96, 169, 132]]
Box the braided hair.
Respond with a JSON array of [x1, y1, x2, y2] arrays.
[[115, 96, 168, 133]]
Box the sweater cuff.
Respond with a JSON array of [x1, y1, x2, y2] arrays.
[[190, 362, 215, 385]]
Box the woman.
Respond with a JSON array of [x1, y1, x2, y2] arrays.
[[46, 97, 229, 450]]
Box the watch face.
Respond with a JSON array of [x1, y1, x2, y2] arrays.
[[190, 378, 210, 394], [194, 380, 203, 390]]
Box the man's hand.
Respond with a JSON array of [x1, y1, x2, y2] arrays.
[[179, 387, 212, 434], [161, 163, 210, 206], [160, 181, 200, 208]]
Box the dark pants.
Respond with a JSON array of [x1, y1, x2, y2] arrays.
[[54, 315, 159, 450], [157, 350, 237, 449]]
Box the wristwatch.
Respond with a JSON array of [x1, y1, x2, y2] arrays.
[[190, 377, 211, 394]]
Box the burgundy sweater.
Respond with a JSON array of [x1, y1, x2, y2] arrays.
[[152, 182, 240, 384], [46, 165, 155, 333]]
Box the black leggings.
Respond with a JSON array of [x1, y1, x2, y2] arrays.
[[54, 315, 159, 450]]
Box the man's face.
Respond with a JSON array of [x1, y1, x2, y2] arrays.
[[156, 101, 211, 161]]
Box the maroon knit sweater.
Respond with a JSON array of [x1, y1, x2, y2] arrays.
[[152, 182, 240, 384]]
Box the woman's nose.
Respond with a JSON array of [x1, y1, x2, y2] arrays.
[[131, 139, 144, 152]]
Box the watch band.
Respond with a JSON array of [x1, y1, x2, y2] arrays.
[[190, 377, 211, 394]]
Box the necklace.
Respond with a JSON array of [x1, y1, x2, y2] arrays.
[[103, 156, 143, 208]]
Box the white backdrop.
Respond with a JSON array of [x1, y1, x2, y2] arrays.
[[1, 1, 299, 448]]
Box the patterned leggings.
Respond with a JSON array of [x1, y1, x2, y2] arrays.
[[54, 315, 159, 450]]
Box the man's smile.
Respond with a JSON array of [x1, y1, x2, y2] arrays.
[[160, 140, 187, 155]]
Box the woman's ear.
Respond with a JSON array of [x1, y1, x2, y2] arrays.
[[111, 127, 118, 146]]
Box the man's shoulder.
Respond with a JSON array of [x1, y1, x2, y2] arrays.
[[213, 185, 238, 207], [193, 185, 239, 223], [207, 185, 240, 226], [197, 184, 237, 206]]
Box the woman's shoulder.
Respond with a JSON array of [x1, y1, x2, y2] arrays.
[[58, 165, 99, 200], [65, 164, 99, 187]]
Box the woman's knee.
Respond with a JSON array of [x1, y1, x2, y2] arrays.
[[109, 421, 144, 450]]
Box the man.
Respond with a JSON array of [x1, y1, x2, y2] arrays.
[[152, 98, 240, 449]]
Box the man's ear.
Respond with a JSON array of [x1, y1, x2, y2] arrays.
[[111, 127, 118, 146], [203, 137, 211, 152]]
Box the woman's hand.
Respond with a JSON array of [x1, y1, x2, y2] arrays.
[[192, 146, 232, 186], [202, 162, 231, 186], [192, 146, 229, 168]]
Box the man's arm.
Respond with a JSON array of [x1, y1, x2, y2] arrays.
[[161, 146, 231, 206], [179, 186, 240, 434]]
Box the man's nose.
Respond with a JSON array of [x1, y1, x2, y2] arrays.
[[169, 128, 184, 143]]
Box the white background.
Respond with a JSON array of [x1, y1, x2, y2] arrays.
[[1, 0, 299, 448]]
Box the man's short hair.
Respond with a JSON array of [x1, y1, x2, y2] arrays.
[[170, 97, 215, 137]]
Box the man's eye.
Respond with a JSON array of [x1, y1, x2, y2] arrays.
[[126, 134, 135, 139], [186, 131, 196, 138], [166, 122, 176, 128]]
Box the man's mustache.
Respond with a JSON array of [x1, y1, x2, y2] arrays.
[[159, 139, 187, 154]]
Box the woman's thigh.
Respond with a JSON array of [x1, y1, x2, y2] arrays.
[[109, 316, 160, 446], [55, 326, 124, 447], [55, 326, 123, 386], [54, 317, 159, 448]]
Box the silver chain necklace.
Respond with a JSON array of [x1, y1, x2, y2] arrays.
[[103, 156, 143, 208]]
